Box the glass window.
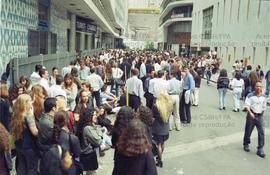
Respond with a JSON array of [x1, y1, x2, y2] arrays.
[[85, 34, 88, 50], [40, 31, 48, 54], [76, 32, 81, 52], [28, 30, 40, 57], [51, 33, 57, 54]]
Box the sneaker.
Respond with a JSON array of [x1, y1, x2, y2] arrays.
[[223, 107, 226, 110], [243, 145, 250, 152], [256, 150, 266, 158]]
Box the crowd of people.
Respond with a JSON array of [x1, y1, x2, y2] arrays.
[[0, 49, 269, 175]]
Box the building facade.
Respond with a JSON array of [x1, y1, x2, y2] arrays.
[[0, 0, 128, 76], [124, 0, 162, 49], [158, 0, 193, 55], [191, 0, 270, 71]]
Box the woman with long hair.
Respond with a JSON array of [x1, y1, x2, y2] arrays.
[[8, 83, 24, 105], [51, 111, 81, 174], [111, 106, 134, 158], [0, 123, 12, 175], [217, 69, 230, 110], [64, 73, 78, 111], [11, 94, 39, 175], [76, 109, 104, 175], [31, 84, 45, 123], [112, 119, 158, 175], [56, 96, 75, 133], [19, 75, 31, 93], [152, 92, 173, 167], [136, 106, 154, 143]]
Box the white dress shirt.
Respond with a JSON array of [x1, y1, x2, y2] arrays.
[[48, 85, 67, 99], [125, 76, 146, 105], [149, 78, 169, 98], [39, 78, 50, 93], [86, 73, 104, 91]]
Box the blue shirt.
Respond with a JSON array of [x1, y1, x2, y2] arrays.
[[183, 73, 195, 91]]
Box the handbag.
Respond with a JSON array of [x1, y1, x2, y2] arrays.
[[80, 150, 98, 171]]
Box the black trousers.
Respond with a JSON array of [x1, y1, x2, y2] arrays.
[[129, 94, 141, 110], [180, 89, 191, 123], [243, 113, 265, 149], [16, 148, 39, 175], [92, 91, 101, 107], [144, 91, 154, 109]]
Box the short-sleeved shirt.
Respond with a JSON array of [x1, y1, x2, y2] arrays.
[[244, 92, 267, 114]]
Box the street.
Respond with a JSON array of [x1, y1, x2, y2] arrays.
[[99, 79, 270, 175]]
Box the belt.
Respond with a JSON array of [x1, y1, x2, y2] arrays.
[[251, 110, 263, 115], [129, 94, 139, 97], [169, 93, 179, 95]]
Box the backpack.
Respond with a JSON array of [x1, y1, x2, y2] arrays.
[[40, 145, 66, 175]]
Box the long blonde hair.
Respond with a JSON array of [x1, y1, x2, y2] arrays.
[[156, 92, 173, 122], [11, 94, 32, 140], [32, 85, 45, 120]]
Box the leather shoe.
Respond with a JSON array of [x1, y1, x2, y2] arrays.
[[243, 145, 250, 152], [256, 150, 266, 158]]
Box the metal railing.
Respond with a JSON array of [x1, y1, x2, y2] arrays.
[[10, 49, 102, 84]]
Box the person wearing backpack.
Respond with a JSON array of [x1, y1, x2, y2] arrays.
[[51, 111, 81, 175], [40, 144, 73, 175], [217, 69, 230, 110]]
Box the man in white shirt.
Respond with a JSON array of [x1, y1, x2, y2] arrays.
[[30, 64, 42, 86], [125, 68, 145, 109], [149, 70, 169, 98], [39, 68, 50, 93], [48, 75, 66, 99], [86, 67, 104, 107], [243, 82, 267, 158]]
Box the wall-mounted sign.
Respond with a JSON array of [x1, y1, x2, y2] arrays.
[[171, 13, 184, 18], [76, 16, 97, 34]]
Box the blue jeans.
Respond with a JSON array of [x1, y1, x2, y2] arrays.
[[218, 88, 227, 108], [265, 82, 270, 96], [233, 89, 242, 110], [110, 79, 119, 97]]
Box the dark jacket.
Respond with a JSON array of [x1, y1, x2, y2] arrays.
[[152, 105, 169, 136], [0, 97, 11, 132], [112, 150, 158, 175], [58, 129, 81, 158], [217, 77, 229, 89], [40, 145, 67, 175]]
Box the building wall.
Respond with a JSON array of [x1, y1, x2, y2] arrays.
[[191, 0, 270, 71], [112, 0, 128, 31], [50, 0, 69, 53], [0, 0, 38, 75]]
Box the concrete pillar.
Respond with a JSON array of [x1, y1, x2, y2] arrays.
[[80, 33, 85, 51], [70, 14, 76, 52]]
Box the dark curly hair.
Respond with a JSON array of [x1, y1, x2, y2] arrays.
[[76, 108, 95, 145], [113, 106, 134, 136], [112, 106, 134, 147], [52, 111, 67, 144], [117, 119, 151, 157], [137, 106, 153, 126]]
